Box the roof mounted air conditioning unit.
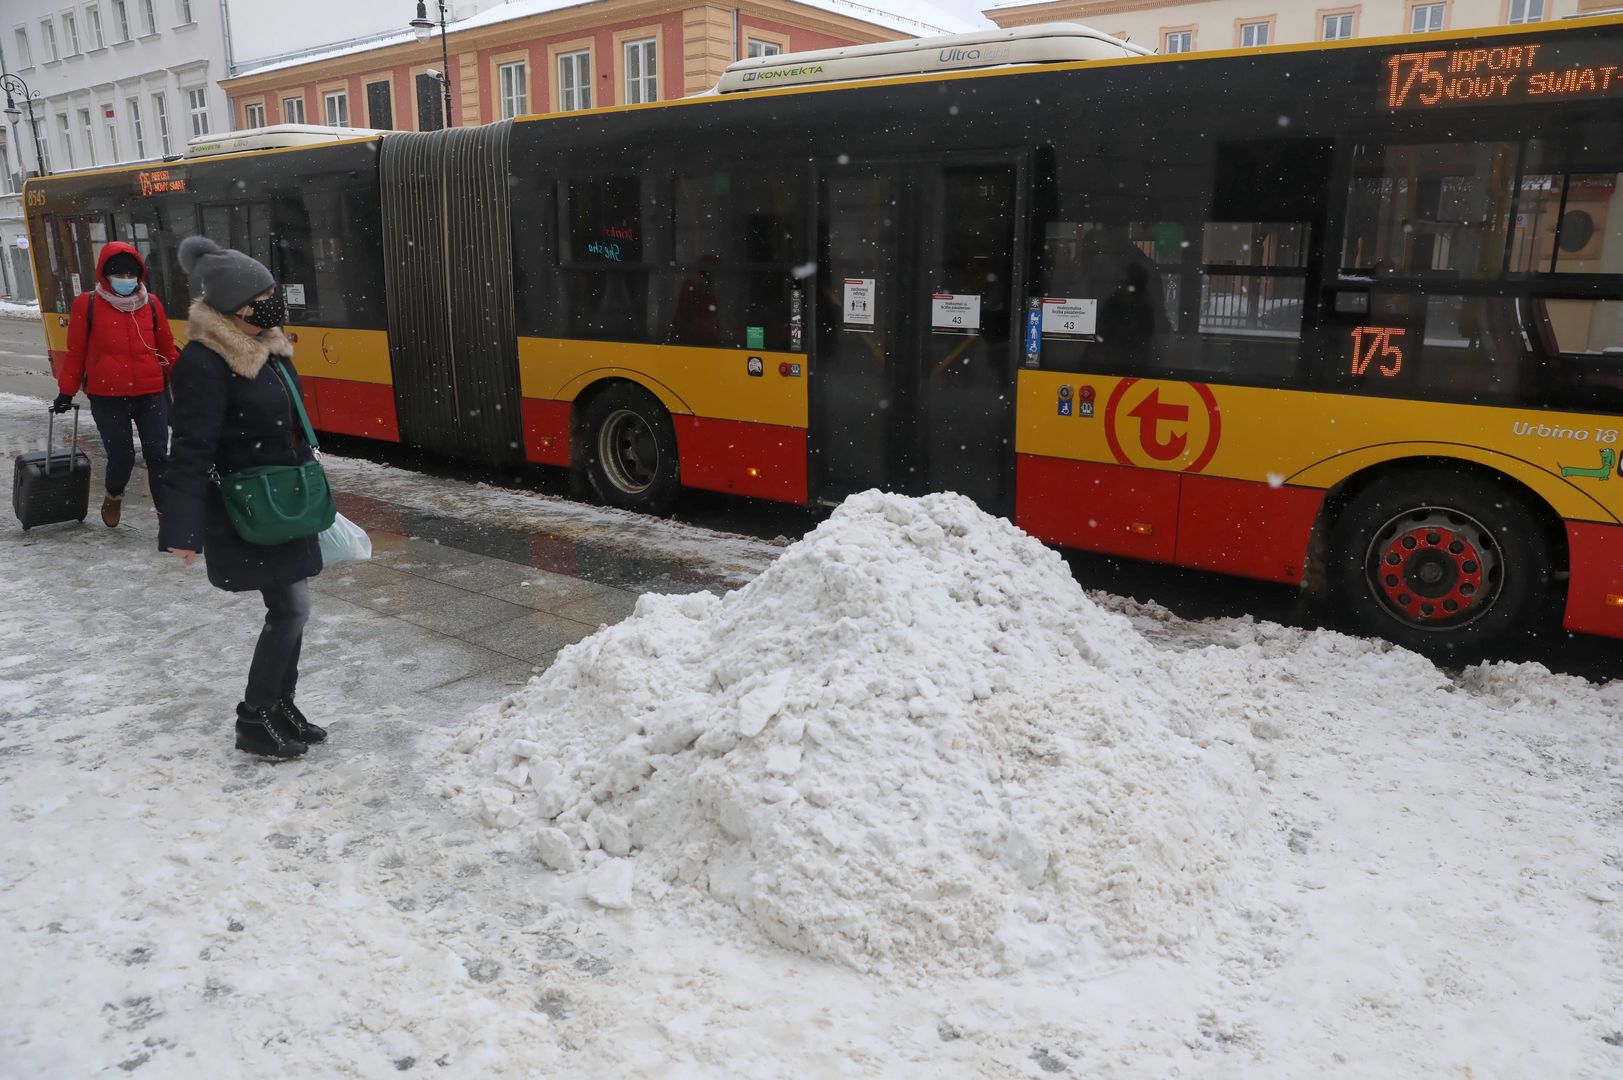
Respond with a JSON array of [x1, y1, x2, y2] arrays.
[[183, 123, 386, 160], [712, 22, 1151, 94]]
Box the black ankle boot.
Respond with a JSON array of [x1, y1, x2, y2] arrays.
[[236, 703, 308, 759], [277, 697, 327, 744]]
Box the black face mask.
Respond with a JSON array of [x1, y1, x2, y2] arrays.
[[243, 292, 285, 329]]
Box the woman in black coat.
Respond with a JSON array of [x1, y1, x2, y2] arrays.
[[159, 236, 326, 760]]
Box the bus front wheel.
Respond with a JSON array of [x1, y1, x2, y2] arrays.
[[581, 385, 680, 515], [1329, 468, 1554, 660]]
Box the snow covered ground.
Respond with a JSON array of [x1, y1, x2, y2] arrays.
[[0, 299, 43, 320], [2, 430, 1620, 1076]]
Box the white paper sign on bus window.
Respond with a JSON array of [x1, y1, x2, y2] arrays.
[[1040, 297, 1098, 339], [283, 283, 306, 306], [930, 293, 981, 335], [70, 273, 82, 296], [843, 278, 876, 328]]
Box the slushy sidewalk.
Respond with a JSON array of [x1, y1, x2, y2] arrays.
[[0, 391, 776, 1076]]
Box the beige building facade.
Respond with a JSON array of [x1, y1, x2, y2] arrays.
[[220, 0, 969, 133], [986, 0, 1619, 52]]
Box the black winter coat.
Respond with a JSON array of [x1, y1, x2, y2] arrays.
[[158, 300, 323, 592]]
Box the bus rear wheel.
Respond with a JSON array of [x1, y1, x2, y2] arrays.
[[1329, 468, 1554, 660], [581, 384, 680, 515]]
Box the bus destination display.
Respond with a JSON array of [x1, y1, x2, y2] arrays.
[[1383, 36, 1621, 110]]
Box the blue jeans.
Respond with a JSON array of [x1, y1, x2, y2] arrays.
[[87, 392, 168, 509], [244, 580, 311, 709]]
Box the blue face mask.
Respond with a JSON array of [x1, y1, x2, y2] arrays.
[[109, 276, 140, 296]]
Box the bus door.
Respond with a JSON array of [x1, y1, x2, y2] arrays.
[[813, 159, 1022, 514]]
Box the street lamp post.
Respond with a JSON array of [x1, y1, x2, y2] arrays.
[[1, 72, 48, 178], [410, 1, 455, 130]]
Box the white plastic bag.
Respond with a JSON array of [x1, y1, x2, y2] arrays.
[[318, 512, 372, 564]]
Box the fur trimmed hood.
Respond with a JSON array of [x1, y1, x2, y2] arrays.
[[185, 299, 292, 380]]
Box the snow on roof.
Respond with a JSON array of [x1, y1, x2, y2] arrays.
[[455, 0, 975, 36], [232, 29, 425, 78], [235, 0, 976, 78]]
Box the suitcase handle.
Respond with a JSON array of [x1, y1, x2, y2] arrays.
[[45, 404, 80, 478]]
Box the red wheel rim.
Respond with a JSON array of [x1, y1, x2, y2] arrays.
[[1365, 507, 1502, 630]]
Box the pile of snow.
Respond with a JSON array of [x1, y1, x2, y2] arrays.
[[442, 491, 1273, 977], [0, 299, 42, 320]]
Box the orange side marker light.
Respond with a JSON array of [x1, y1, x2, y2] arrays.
[[1129, 522, 1154, 536], [1605, 594, 1623, 609]]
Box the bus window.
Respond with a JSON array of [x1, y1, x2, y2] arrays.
[[203, 203, 276, 271], [1196, 221, 1309, 366], [40, 213, 103, 314], [1509, 171, 1622, 275], [674, 170, 795, 265], [1537, 300, 1623, 409], [1342, 142, 1517, 278], [667, 169, 801, 350], [556, 175, 654, 343], [1334, 143, 1622, 408], [1033, 137, 1323, 385], [264, 177, 386, 329], [1037, 221, 1173, 372]]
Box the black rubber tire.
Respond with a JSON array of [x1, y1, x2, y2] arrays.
[[1328, 467, 1555, 661], [580, 384, 680, 515]]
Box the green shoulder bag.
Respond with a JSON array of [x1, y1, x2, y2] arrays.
[[214, 359, 337, 546]]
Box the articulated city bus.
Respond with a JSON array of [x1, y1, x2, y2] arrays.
[[23, 15, 1623, 656]]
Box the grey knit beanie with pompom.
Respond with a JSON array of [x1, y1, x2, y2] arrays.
[[177, 235, 276, 315]]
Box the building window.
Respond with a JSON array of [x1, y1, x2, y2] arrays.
[[41, 19, 59, 62], [623, 38, 656, 105], [102, 103, 119, 161], [366, 81, 392, 129], [86, 5, 105, 50], [1163, 30, 1193, 54], [187, 87, 209, 136], [78, 107, 97, 165], [1507, 0, 1545, 23], [14, 27, 31, 68], [112, 0, 130, 41], [324, 90, 348, 127], [416, 73, 443, 129], [128, 96, 145, 157], [243, 101, 265, 128], [498, 61, 528, 119], [282, 96, 305, 124], [558, 50, 591, 112], [176, 0, 193, 24], [1240, 21, 1270, 47], [1322, 12, 1355, 39], [152, 92, 170, 155], [62, 12, 80, 55], [1410, 3, 1446, 32], [140, 0, 157, 35], [746, 39, 780, 58], [56, 114, 74, 169]]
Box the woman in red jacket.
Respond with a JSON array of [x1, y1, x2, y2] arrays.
[[51, 241, 179, 527]]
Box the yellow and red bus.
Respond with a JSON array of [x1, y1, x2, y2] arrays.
[[23, 15, 1623, 656]]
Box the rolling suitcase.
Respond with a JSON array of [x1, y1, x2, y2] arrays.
[[13, 405, 92, 531]]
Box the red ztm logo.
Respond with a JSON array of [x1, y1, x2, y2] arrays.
[[1350, 326, 1406, 378], [1127, 388, 1189, 461], [1103, 379, 1222, 474]]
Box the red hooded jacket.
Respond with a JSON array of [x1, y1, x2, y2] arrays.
[[57, 241, 179, 398]]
